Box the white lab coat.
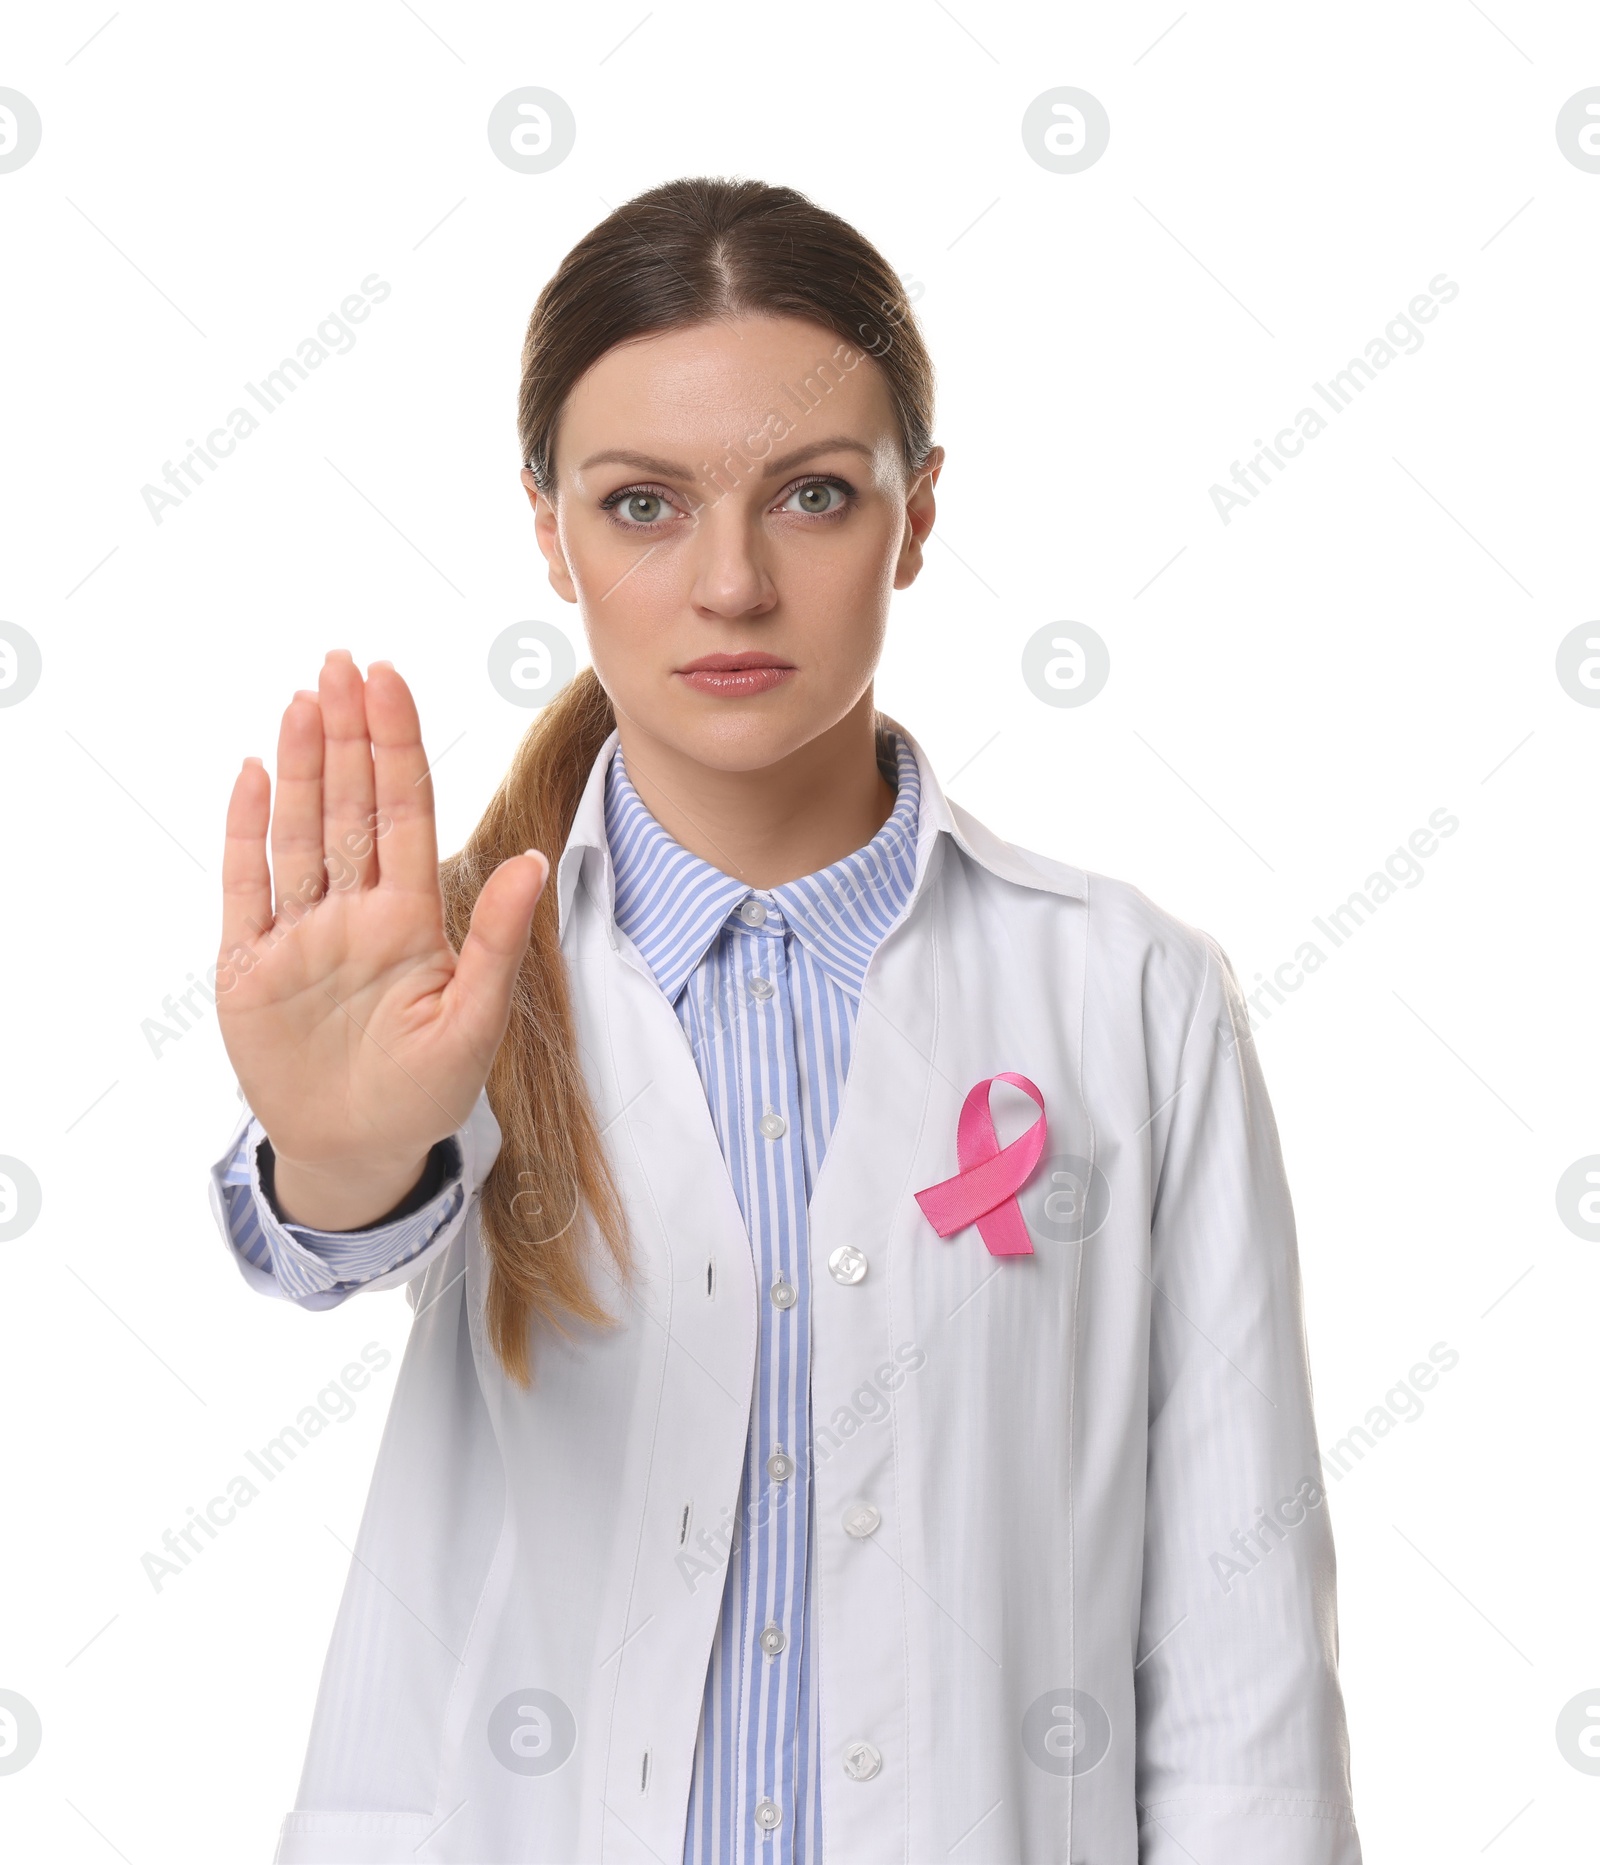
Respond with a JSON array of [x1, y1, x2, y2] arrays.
[[210, 721, 1361, 1864]]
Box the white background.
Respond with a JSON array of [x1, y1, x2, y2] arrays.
[[1, 2, 1596, 1859]]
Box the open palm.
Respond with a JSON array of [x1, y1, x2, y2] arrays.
[[217, 650, 545, 1217]]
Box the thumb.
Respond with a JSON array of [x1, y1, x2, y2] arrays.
[[447, 850, 549, 1055]]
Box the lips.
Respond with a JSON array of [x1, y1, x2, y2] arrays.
[[675, 652, 794, 673], [674, 653, 796, 697]]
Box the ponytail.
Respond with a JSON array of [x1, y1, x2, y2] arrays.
[[439, 667, 633, 1387]]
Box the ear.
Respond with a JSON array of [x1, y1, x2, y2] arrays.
[[521, 469, 578, 604], [892, 444, 945, 592]]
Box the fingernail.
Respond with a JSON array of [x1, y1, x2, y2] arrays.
[[294, 689, 318, 702], [369, 658, 394, 671]]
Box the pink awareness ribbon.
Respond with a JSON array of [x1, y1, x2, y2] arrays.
[[913, 1073, 1048, 1257]]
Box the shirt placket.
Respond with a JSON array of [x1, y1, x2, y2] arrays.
[[727, 891, 813, 1861]]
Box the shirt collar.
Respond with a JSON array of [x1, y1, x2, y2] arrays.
[[556, 711, 1088, 958], [603, 730, 922, 1004]]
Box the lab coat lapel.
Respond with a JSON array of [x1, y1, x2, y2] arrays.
[[443, 731, 760, 1862], [799, 802, 1094, 1861]]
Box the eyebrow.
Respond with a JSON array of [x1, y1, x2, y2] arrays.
[[575, 436, 877, 481]]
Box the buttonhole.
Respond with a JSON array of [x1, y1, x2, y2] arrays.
[[641, 1748, 650, 1793], [679, 1502, 691, 1546], [706, 1256, 715, 1298]]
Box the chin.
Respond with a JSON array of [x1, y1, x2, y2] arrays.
[[668, 706, 818, 772], [689, 724, 808, 772]]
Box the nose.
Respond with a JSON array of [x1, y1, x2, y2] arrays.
[[683, 491, 778, 621]]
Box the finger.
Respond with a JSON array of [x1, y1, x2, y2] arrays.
[[220, 756, 274, 953], [270, 687, 328, 919], [444, 851, 549, 1060], [318, 648, 379, 895], [364, 660, 441, 894]]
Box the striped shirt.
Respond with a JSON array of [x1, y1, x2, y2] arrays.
[[216, 729, 922, 1861]]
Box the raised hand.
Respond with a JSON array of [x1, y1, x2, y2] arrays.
[[217, 650, 546, 1229]]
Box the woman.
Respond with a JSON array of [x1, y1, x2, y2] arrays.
[[210, 177, 1361, 1864]]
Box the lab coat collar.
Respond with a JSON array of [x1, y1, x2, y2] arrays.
[[554, 710, 1088, 951]]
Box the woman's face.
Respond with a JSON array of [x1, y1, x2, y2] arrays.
[[523, 313, 942, 773]]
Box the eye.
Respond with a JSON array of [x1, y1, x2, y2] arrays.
[[780, 476, 854, 518], [600, 485, 683, 530]]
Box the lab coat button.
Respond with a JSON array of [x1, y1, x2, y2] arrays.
[[842, 1501, 881, 1538], [766, 1447, 794, 1481], [760, 1623, 787, 1657], [749, 974, 775, 1000], [739, 899, 768, 926], [842, 1739, 882, 1781], [754, 1796, 782, 1830], [769, 1278, 797, 1309], [758, 1111, 788, 1140], [828, 1243, 868, 1284]]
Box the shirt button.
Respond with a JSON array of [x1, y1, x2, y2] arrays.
[[767, 1447, 794, 1481], [749, 975, 775, 1000], [842, 1739, 882, 1781], [754, 1796, 782, 1831], [827, 1243, 868, 1284], [740, 899, 768, 927], [769, 1278, 797, 1310], [758, 1111, 787, 1140], [843, 1501, 881, 1538], [759, 1623, 787, 1657]]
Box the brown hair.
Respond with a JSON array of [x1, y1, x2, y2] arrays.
[[439, 175, 937, 1386]]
